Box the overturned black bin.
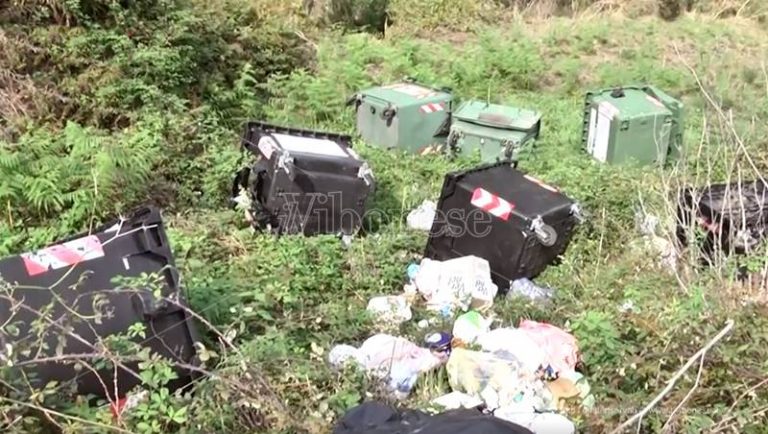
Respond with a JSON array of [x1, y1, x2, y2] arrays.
[[232, 121, 375, 237], [677, 179, 768, 260], [0, 206, 200, 401], [424, 162, 583, 290]]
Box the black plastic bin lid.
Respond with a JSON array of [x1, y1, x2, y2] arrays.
[[0, 206, 200, 401]]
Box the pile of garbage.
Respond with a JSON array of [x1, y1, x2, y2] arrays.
[[330, 255, 592, 434]]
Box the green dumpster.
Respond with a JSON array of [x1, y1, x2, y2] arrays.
[[447, 100, 541, 163], [349, 80, 453, 154], [582, 85, 684, 166]]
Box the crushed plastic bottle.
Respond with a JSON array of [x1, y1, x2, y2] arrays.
[[508, 278, 555, 304]]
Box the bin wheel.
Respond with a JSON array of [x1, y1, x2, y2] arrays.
[[535, 224, 558, 247]]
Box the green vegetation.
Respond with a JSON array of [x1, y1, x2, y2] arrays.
[[2, 0, 768, 433]]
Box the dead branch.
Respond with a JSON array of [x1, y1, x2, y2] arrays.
[[0, 396, 132, 434], [609, 319, 735, 434], [673, 43, 767, 187]]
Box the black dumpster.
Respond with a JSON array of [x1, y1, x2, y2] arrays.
[[677, 179, 768, 260], [0, 206, 200, 401], [424, 162, 583, 290], [232, 121, 375, 237]]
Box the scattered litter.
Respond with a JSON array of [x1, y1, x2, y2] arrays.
[[328, 334, 445, 399], [418, 319, 430, 329], [649, 235, 678, 271], [406, 262, 421, 281], [446, 348, 543, 411], [328, 344, 363, 368], [634, 209, 678, 272], [508, 278, 555, 304], [407, 200, 437, 231], [452, 311, 492, 345], [425, 332, 452, 358], [517, 320, 579, 375], [431, 391, 484, 410], [475, 328, 548, 375], [546, 370, 595, 411], [367, 295, 413, 325], [412, 256, 498, 313], [618, 300, 638, 314]]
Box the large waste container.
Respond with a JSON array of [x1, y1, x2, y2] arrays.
[[424, 162, 583, 290], [676, 180, 768, 260], [348, 80, 453, 154], [582, 85, 684, 165], [0, 206, 200, 401], [232, 120, 375, 237], [447, 100, 541, 163]]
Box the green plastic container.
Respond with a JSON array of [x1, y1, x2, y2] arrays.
[[582, 85, 684, 166], [350, 81, 453, 154], [447, 100, 541, 163]]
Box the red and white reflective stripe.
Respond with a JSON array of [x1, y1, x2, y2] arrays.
[[523, 174, 558, 193], [471, 188, 514, 221], [21, 235, 105, 277], [419, 103, 445, 114], [646, 95, 665, 108], [110, 390, 148, 419]]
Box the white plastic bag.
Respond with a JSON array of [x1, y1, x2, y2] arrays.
[[366, 295, 412, 325], [413, 256, 498, 313], [452, 311, 492, 345], [431, 391, 484, 410], [331, 334, 444, 400], [494, 406, 576, 434], [407, 200, 437, 231], [476, 328, 548, 375]]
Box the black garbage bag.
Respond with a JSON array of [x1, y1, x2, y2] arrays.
[[333, 401, 535, 434]]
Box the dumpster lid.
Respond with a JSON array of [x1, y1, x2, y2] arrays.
[[359, 82, 452, 106], [242, 121, 359, 161], [590, 86, 673, 118], [453, 100, 540, 131]]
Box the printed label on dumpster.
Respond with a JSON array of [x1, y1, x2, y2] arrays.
[[258, 136, 276, 160], [383, 83, 438, 99], [591, 105, 612, 162], [419, 103, 445, 114], [471, 188, 514, 221], [21, 235, 105, 276]]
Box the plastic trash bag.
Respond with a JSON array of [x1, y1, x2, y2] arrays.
[[452, 311, 492, 345], [413, 256, 498, 313], [328, 334, 445, 399], [494, 406, 576, 434], [367, 295, 413, 325], [446, 348, 543, 411], [431, 391, 484, 410], [517, 320, 579, 375], [475, 328, 548, 375], [407, 200, 437, 231], [507, 279, 554, 304]]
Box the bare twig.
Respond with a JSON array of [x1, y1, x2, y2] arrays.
[[711, 377, 768, 431], [609, 320, 735, 434], [0, 396, 133, 433], [661, 347, 706, 431], [673, 43, 766, 187]]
